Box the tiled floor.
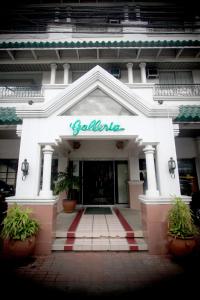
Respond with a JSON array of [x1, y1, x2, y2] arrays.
[[53, 207, 148, 251], [1, 252, 200, 299]]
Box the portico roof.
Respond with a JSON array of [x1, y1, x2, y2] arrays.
[[1, 105, 200, 125], [1, 40, 200, 49], [0, 107, 22, 125], [175, 105, 200, 122]]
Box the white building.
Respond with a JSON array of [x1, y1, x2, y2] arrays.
[[0, 0, 199, 254]]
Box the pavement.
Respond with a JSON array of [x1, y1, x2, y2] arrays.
[[1, 251, 200, 299]]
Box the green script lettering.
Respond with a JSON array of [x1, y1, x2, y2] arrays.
[[69, 119, 125, 136]]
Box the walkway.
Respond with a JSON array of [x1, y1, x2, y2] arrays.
[[53, 207, 147, 251], [1, 252, 200, 299]]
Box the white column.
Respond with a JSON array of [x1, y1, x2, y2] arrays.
[[63, 63, 70, 84], [126, 63, 134, 84], [143, 145, 159, 197], [50, 63, 57, 85], [39, 145, 54, 197], [139, 62, 146, 83]]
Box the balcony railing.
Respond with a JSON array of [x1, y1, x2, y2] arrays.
[[0, 85, 44, 98], [154, 84, 200, 97]]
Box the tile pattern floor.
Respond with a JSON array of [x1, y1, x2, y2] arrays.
[[1, 252, 200, 299], [52, 207, 148, 251]]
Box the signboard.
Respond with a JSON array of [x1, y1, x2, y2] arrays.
[[70, 119, 125, 136]]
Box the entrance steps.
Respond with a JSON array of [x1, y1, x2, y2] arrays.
[[52, 208, 148, 252]]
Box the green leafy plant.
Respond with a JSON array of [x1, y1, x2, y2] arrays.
[[54, 164, 80, 200], [1, 204, 39, 241], [168, 196, 198, 239]]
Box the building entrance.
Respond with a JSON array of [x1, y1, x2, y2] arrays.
[[81, 161, 128, 205], [83, 161, 114, 205]]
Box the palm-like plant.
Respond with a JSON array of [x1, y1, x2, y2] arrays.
[[168, 196, 198, 238], [1, 204, 39, 241], [54, 164, 80, 200]]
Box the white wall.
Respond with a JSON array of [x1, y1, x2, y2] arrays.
[[69, 140, 129, 160]]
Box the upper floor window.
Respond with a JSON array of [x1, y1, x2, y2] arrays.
[[159, 71, 193, 84]]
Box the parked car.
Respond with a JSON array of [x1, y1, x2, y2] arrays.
[[0, 180, 15, 197], [0, 193, 7, 231]]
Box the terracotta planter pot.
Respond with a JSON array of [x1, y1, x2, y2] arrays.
[[4, 235, 36, 258], [168, 235, 196, 257], [62, 199, 77, 213]]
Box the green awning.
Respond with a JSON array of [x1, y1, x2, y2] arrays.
[[0, 40, 200, 49], [0, 107, 22, 125], [0, 105, 199, 124], [175, 105, 200, 122]]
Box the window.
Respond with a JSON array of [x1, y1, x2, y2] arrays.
[[159, 71, 193, 84], [0, 159, 18, 190], [178, 159, 199, 196]]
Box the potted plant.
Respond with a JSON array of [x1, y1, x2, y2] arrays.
[[167, 196, 199, 257], [1, 204, 39, 258], [54, 164, 80, 213]]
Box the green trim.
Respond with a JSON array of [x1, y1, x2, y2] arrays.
[[175, 105, 200, 122], [0, 107, 22, 125], [0, 40, 200, 49]]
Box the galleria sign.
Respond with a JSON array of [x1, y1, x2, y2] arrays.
[[69, 119, 125, 136]]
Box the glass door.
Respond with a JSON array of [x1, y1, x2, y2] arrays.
[[83, 161, 114, 205], [115, 161, 128, 204]]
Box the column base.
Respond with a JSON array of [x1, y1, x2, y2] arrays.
[[5, 198, 58, 255], [39, 190, 53, 198], [139, 195, 191, 254], [145, 189, 159, 197]]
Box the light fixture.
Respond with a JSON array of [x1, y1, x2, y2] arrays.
[[168, 157, 176, 178], [72, 141, 81, 149], [21, 158, 29, 180], [116, 141, 124, 149]]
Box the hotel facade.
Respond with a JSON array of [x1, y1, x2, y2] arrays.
[[0, 1, 200, 254]]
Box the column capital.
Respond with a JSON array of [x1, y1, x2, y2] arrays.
[[139, 62, 146, 69], [63, 63, 70, 70], [50, 63, 57, 70], [126, 62, 133, 69], [42, 145, 54, 154], [143, 144, 155, 154]]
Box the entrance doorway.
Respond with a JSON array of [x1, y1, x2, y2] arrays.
[[81, 161, 128, 205], [83, 161, 114, 205]]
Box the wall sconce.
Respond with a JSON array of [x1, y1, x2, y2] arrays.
[[21, 158, 29, 180], [168, 157, 176, 178], [72, 141, 81, 149], [116, 141, 124, 149]]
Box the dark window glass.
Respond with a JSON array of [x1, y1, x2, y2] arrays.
[[178, 159, 199, 196], [0, 159, 18, 195]]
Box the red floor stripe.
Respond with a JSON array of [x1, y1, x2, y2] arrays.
[[113, 208, 139, 251], [113, 208, 134, 233], [64, 209, 84, 251]]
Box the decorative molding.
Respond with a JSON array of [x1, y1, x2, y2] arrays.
[[15, 65, 178, 119], [173, 124, 180, 137], [139, 195, 191, 205], [0, 97, 44, 103], [6, 196, 57, 205], [16, 125, 22, 137]]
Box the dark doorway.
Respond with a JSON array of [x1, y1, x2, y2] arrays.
[[83, 161, 114, 205]]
